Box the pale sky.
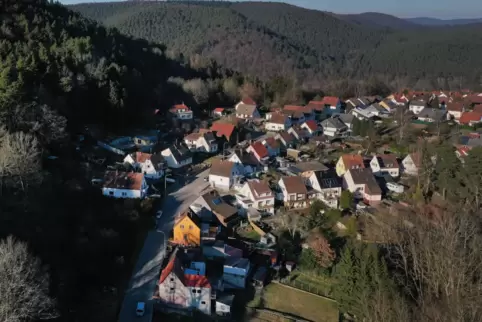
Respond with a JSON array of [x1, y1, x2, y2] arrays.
[[60, 0, 482, 19]]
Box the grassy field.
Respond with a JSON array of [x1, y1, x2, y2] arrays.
[[249, 283, 339, 322], [291, 272, 334, 295]]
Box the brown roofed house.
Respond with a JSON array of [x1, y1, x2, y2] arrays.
[[278, 176, 309, 208], [343, 168, 382, 205], [102, 171, 147, 199]]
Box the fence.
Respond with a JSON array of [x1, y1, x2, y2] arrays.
[[279, 277, 334, 300]]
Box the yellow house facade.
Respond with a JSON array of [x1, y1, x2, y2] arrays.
[[172, 212, 200, 246]]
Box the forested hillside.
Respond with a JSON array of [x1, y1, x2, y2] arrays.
[[0, 1, 241, 321], [72, 1, 482, 90]]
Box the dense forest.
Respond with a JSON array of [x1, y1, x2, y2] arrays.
[[0, 1, 246, 321], [72, 1, 482, 91]]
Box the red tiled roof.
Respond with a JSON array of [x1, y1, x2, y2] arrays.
[[211, 122, 235, 140], [250, 141, 269, 158], [241, 96, 256, 105], [184, 132, 202, 141], [341, 154, 365, 170], [269, 113, 288, 124], [473, 105, 482, 114], [184, 274, 211, 288], [214, 107, 224, 112], [457, 147, 470, 157], [321, 96, 339, 107], [283, 105, 304, 111], [446, 102, 463, 112], [264, 137, 280, 149], [459, 112, 482, 125], [281, 176, 308, 194], [103, 171, 144, 190], [170, 104, 190, 112], [469, 95, 482, 104], [303, 120, 318, 131], [159, 250, 182, 284], [131, 152, 152, 163]]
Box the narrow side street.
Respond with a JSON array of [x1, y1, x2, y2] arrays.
[[118, 169, 210, 322]]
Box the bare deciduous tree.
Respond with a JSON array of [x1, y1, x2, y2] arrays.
[[0, 129, 43, 191], [0, 236, 56, 322], [389, 207, 482, 322]]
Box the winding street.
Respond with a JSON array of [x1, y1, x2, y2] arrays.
[[118, 169, 210, 322]]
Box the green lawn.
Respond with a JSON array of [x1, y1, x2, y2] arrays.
[[291, 272, 334, 295], [249, 283, 339, 322]]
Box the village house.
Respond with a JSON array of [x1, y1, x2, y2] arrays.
[[283, 105, 315, 121], [280, 109, 305, 125], [169, 103, 193, 120], [183, 131, 218, 153], [459, 112, 482, 126], [216, 294, 235, 316], [209, 160, 240, 190], [227, 149, 259, 175], [305, 101, 325, 119], [223, 257, 251, 289], [343, 168, 382, 205], [389, 94, 409, 106], [236, 179, 275, 215], [301, 120, 321, 136], [351, 106, 377, 120], [172, 210, 201, 246], [213, 107, 227, 118], [157, 249, 211, 315], [102, 171, 148, 199], [275, 131, 297, 150], [278, 176, 308, 208], [246, 141, 269, 164], [210, 122, 237, 145], [203, 240, 243, 259], [336, 114, 355, 132], [370, 154, 400, 177], [287, 127, 309, 141], [417, 107, 446, 123], [409, 99, 428, 115], [321, 117, 348, 138], [262, 137, 281, 157], [336, 154, 365, 177], [306, 170, 342, 208], [402, 153, 421, 176], [190, 190, 239, 228], [235, 97, 260, 119], [123, 152, 165, 179], [318, 96, 342, 117], [161, 144, 193, 169], [445, 103, 464, 121], [265, 113, 292, 132]]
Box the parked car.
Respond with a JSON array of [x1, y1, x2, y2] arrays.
[[136, 302, 145, 317]]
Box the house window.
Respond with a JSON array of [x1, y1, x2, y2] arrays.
[[121, 192, 127, 196], [189, 225, 193, 230], [197, 290, 201, 293], [180, 225, 184, 229], [170, 287, 174, 291], [192, 289, 196, 294], [170, 278, 174, 281], [109, 191, 114, 196], [201, 301, 206, 305]]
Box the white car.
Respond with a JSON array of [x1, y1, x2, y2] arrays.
[[136, 302, 145, 317], [156, 211, 163, 219]]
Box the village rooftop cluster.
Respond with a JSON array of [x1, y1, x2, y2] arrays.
[[82, 89, 482, 318]]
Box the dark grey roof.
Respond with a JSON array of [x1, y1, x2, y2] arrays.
[[315, 171, 342, 189], [217, 293, 235, 306], [418, 107, 446, 120], [348, 168, 382, 195], [336, 113, 354, 125], [321, 117, 347, 129], [203, 131, 216, 142], [290, 161, 329, 173], [151, 153, 165, 171], [225, 257, 250, 269], [168, 144, 192, 163], [410, 100, 427, 107]]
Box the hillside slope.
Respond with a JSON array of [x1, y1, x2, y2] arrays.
[[407, 17, 482, 26], [72, 1, 482, 88], [336, 12, 421, 30]]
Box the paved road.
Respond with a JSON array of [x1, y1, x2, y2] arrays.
[[118, 169, 210, 322]]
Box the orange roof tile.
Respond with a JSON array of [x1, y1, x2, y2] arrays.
[[459, 112, 482, 125], [341, 154, 365, 170], [211, 122, 235, 140], [184, 274, 211, 288], [250, 141, 269, 158]]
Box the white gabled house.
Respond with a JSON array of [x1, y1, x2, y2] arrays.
[[306, 171, 342, 208], [265, 113, 292, 132], [301, 120, 321, 136], [278, 176, 309, 209], [123, 152, 165, 179], [235, 180, 275, 215], [169, 103, 193, 120], [161, 144, 193, 169], [209, 160, 240, 190], [246, 142, 269, 164], [342, 168, 382, 205], [235, 97, 260, 119], [370, 154, 400, 177], [184, 131, 218, 153], [228, 150, 259, 175], [402, 153, 421, 176], [102, 171, 148, 199]]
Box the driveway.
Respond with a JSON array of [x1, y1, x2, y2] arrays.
[[118, 169, 210, 322]]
